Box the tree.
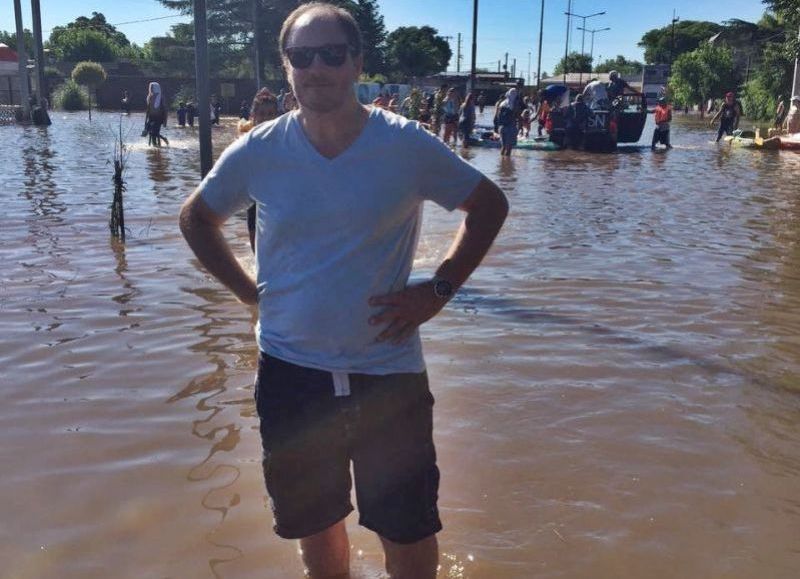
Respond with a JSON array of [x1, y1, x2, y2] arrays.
[[49, 28, 119, 62], [157, 0, 299, 81], [638, 20, 723, 64], [594, 55, 643, 75], [553, 51, 592, 75], [143, 23, 196, 77], [385, 26, 451, 80], [352, 0, 388, 75], [72, 61, 107, 119], [48, 12, 133, 62], [668, 44, 736, 116], [762, 1, 800, 26]]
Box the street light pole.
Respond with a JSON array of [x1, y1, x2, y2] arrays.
[[536, 0, 545, 89], [469, 0, 478, 93], [565, 10, 605, 88], [577, 26, 610, 72]]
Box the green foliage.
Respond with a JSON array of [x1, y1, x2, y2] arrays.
[[352, 0, 388, 75], [594, 55, 643, 75], [386, 26, 451, 80], [52, 79, 89, 110], [171, 84, 195, 110], [48, 12, 133, 62], [638, 20, 723, 64], [741, 77, 777, 120], [360, 73, 388, 84], [669, 44, 737, 107], [553, 52, 592, 75], [50, 28, 119, 62], [71, 61, 107, 87], [762, 0, 800, 26], [143, 23, 196, 76]]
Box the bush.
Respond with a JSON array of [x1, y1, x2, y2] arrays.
[[52, 79, 90, 111], [71, 61, 107, 88], [171, 84, 195, 110], [741, 78, 775, 122]]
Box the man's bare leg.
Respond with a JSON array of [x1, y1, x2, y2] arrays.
[[299, 519, 350, 578], [379, 534, 438, 579]]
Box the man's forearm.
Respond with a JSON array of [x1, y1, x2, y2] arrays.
[[179, 203, 258, 305], [435, 180, 509, 290]]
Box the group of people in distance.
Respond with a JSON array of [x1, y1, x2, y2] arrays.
[[134, 82, 229, 147], [370, 84, 479, 148]]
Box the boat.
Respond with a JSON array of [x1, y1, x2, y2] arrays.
[[724, 130, 758, 148], [547, 94, 648, 152], [779, 132, 800, 151], [470, 136, 560, 151]]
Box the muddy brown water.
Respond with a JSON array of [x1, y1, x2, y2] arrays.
[[2, 111, 800, 579]]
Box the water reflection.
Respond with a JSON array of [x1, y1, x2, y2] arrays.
[[146, 147, 171, 184], [169, 284, 256, 576]]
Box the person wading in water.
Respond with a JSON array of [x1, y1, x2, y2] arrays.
[[179, 3, 508, 577]]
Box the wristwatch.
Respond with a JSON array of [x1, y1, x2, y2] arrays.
[[432, 276, 454, 299]]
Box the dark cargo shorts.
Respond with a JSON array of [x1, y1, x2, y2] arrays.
[[254, 352, 441, 544]]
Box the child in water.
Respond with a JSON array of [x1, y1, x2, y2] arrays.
[[237, 88, 280, 251]]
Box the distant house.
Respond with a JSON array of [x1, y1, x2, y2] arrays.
[[0, 43, 23, 106], [641, 64, 671, 102]]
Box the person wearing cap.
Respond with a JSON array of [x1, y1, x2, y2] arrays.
[[710, 91, 742, 142], [786, 95, 800, 134], [606, 70, 639, 102], [651, 97, 673, 150]]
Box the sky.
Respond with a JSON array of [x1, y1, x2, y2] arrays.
[[2, 0, 768, 80]]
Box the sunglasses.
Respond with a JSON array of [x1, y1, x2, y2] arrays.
[[284, 43, 354, 69]]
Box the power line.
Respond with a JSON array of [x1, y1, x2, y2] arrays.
[[112, 14, 187, 27]]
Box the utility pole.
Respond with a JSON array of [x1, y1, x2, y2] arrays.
[[457, 33, 462, 73], [563, 1, 570, 85], [194, 0, 213, 178], [670, 11, 679, 64], [504, 52, 509, 76], [469, 0, 478, 93], [528, 51, 531, 86], [13, 0, 30, 119], [512, 58, 516, 79], [29, 0, 50, 124], [536, 0, 545, 88], [793, 24, 800, 98], [565, 0, 573, 55]]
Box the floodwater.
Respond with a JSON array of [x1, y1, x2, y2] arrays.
[[2, 110, 800, 579]]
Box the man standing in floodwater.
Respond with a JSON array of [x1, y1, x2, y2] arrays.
[[711, 91, 742, 142], [178, 3, 508, 578]]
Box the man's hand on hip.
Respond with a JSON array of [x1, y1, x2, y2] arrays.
[[368, 282, 449, 345]]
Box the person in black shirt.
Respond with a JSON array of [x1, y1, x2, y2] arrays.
[[710, 91, 743, 142]]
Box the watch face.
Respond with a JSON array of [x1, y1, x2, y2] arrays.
[[434, 279, 453, 298]]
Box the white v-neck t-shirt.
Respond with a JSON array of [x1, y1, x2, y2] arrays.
[[198, 107, 484, 374]]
